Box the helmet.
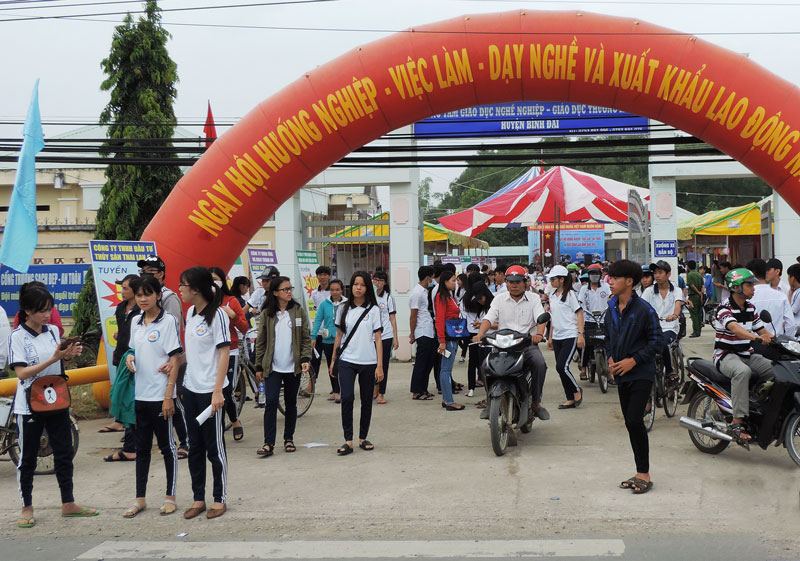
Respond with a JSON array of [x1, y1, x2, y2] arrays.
[[725, 268, 758, 292], [258, 265, 281, 281], [567, 263, 579, 272], [549, 265, 569, 278], [651, 260, 671, 274], [587, 263, 602, 271], [505, 265, 527, 282], [580, 272, 589, 280]]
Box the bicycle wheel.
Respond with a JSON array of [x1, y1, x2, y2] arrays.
[[673, 343, 686, 385], [278, 370, 316, 418], [643, 383, 656, 433], [662, 375, 680, 418]]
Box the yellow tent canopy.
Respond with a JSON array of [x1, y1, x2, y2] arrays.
[[327, 211, 490, 250], [677, 202, 761, 240]]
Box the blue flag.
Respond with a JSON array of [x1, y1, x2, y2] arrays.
[[0, 80, 44, 273]]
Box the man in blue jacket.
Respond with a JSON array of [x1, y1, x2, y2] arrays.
[[604, 259, 664, 495]]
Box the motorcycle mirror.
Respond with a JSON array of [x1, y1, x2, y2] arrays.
[[759, 310, 773, 324], [536, 313, 551, 324]]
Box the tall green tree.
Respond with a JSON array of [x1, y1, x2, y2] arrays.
[[72, 0, 182, 335]]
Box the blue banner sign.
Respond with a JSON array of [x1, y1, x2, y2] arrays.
[[558, 229, 605, 264], [0, 264, 89, 317], [653, 240, 678, 258], [415, 102, 647, 137]]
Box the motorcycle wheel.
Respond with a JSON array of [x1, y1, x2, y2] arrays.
[[8, 414, 79, 475], [588, 362, 596, 384], [643, 384, 656, 433], [489, 394, 510, 456], [662, 377, 680, 418], [520, 404, 534, 434], [686, 393, 730, 454], [783, 413, 800, 467], [597, 353, 609, 394]]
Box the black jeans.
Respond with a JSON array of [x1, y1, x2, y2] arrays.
[[617, 379, 653, 474], [376, 337, 393, 395], [522, 344, 547, 404], [17, 411, 74, 507], [262, 370, 300, 446], [553, 338, 580, 400], [339, 360, 376, 441], [182, 388, 228, 504], [134, 400, 178, 498], [222, 354, 239, 424], [410, 336, 437, 394], [320, 342, 340, 394], [467, 342, 481, 390]]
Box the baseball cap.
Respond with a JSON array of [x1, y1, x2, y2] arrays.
[[137, 255, 165, 271], [258, 265, 281, 280], [549, 265, 569, 278]]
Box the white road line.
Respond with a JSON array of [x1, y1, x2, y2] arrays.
[[77, 539, 625, 559]]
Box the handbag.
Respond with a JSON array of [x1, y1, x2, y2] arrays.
[[27, 374, 71, 415], [445, 318, 469, 340]]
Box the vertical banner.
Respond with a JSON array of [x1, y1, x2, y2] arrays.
[[90, 240, 157, 382], [628, 190, 650, 266], [0, 264, 89, 318], [246, 248, 277, 281], [527, 229, 541, 264], [296, 250, 320, 320]]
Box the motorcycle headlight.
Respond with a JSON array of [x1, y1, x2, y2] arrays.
[[493, 333, 523, 349], [780, 339, 800, 356]]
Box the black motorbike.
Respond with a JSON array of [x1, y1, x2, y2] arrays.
[[679, 311, 800, 466], [583, 311, 609, 393], [481, 313, 550, 456]]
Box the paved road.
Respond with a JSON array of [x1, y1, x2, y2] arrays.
[[0, 330, 798, 560]]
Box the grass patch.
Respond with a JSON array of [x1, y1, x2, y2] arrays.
[[71, 384, 107, 420]]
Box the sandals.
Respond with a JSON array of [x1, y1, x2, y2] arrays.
[[98, 425, 124, 433], [17, 516, 35, 528], [620, 477, 653, 494], [63, 507, 99, 518], [412, 393, 433, 400], [730, 422, 753, 441], [177, 449, 189, 460], [445, 403, 465, 411], [359, 440, 374, 451], [160, 500, 177, 516], [284, 441, 297, 453], [257, 444, 274, 457], [337, 443, 353, 456], [104, 450, 134, 462], [232, 426, 244, 441], [377, 397, 387, 404], [123, 503, 146, 519]]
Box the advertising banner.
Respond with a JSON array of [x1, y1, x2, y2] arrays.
[[90, 240, 157, 383], [296, 250, 320, 320], [558, 229, 605, 264], [628, 190, 650, 266], [246, 248, 278, 281], [416, 102, 647, 137], [0, 264, 89, 318]]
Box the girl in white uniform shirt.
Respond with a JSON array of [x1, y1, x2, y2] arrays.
[[123, 276, 183, 518], [330, 271, 383, 455], [546, 265, 585, 410], [177, 266, 231, 520], [10, 286, 97, 528], [372, 271, 398, 405]]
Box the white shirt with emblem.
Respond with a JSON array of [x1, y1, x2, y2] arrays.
[[578, 282, 611, 323], [129, 310, 183, 401], [409, 284, 435, 339], [549, 290, 582, 340], [642, 284, 684, 334], [271, 309, 295, 373], [8, 324, 62, 415], [376, 291, 396, 340], [337, 304, 383, 364], [183, 307, 230, 393]]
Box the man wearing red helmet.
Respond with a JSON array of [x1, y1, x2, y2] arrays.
[[474, 265, 550, 420]]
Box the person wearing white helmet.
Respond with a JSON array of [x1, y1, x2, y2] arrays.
[[547, 265, 584, 409]]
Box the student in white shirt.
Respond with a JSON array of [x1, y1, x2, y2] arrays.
[[0, 305, 10, 370], [642, 261, 684, 384], [788, 264, 800, 336], [409, 266, 436, 400], [747, 258, 796, 337], [177, 267, 231, 520], [309, 266, 331, 378], [547, 265, 585, 410], [10, 286, 97, 528], [577, 264, 611, 381], [330, 271, 383, 455], [123, 275, 183, 518], [372, 271, 398, 404]]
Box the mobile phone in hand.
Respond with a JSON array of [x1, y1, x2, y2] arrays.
[[59, 336, 80, 350]]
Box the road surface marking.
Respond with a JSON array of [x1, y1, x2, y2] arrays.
[[78, 539, 625, 559]]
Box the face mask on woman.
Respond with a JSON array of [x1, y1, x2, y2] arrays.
[[214, 280, 223, 288]]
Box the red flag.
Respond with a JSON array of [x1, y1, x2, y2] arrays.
[[203, 101, 216, 147]]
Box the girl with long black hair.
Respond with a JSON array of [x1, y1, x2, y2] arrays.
[[329, 271, 383, 455], [434, 271, 465, 410], [462, 278, 493, 397], [123, 275, 183, 518], [372, 271, 397, 404], [208, 267, 250, 442], [253, 276, 312, 457], [10, 286, 97, 528], [177, 266, 231, 520], [547, 265, 585, 410]]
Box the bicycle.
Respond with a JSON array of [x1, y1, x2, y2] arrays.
[[234, 328, 315, 419], [0, 396, 80, 475], [583, 311, 609, 393]]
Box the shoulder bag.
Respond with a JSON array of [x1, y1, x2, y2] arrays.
[[26, 329, 71, 415], [443, 297, 469, 340]]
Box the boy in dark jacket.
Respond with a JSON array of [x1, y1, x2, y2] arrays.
[[604, 259, 664, 494]]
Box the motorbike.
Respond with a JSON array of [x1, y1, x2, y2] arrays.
[[679, 310, 800, 466], [481, 312, 550, 456], [583, 311, 609, 393]]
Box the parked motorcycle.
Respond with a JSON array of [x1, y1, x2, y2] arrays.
[[584, 311, 609, 393], [679, 310, 800, 466], [482, 313, 550, 456]]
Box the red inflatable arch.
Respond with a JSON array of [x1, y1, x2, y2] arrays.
[[142, 9, 800, 283]]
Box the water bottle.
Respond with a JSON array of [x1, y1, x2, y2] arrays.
[[258, 382, 266, 406]]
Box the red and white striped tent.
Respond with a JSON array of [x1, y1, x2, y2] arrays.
[[438, 166, 650, 237]]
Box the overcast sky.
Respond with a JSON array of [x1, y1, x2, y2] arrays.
[[3, 0, 800, 196]]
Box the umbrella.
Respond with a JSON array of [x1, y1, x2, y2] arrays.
[[438, 166, 650, 237]]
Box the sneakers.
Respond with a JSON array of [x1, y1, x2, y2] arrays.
[[458, 357, 466, 364], [467, 389, 474, 397]]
